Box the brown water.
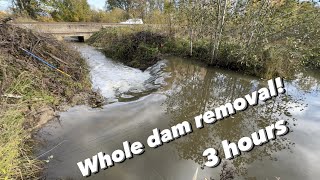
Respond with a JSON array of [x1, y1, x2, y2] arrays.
[[37, 45, 320, 180]]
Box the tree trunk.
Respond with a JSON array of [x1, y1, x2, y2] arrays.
[[211, 0, 221, 64], [215, 0, 228, 59], [190, 28, 193, 56]]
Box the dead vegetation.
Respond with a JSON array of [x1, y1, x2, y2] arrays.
[[0, 23, 100, 179]]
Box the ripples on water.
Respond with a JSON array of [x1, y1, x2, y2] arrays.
[[37, 46, 320, 180]]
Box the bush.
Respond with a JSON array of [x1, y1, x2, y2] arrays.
[[90, 8, 127, 23], [88, 27, 308, 78], [98, 31, 166, 70], [303, 47, 320, 69]]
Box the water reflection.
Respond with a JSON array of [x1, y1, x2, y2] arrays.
[[37, 54, 320, 180], [164, 57, 319, 178]]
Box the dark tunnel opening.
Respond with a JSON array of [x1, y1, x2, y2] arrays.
[[77, 36, 85, 42]]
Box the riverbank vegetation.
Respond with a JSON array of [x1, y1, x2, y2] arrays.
[[0, 24, 99, 179], [0, 0, 319, 178], [7, 0, 318, 78], [88, 28, 166, 70], [87, 0, 319, 78]]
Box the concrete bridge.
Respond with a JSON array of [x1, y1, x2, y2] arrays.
[[11, 22, 133, 41]]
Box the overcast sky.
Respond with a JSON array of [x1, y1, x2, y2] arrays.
[[0, 0, 106, 11]]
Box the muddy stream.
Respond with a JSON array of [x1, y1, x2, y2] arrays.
[[36, 44, 320, 180]]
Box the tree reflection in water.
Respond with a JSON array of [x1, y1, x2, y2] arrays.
[[164, 57, 319, 177]]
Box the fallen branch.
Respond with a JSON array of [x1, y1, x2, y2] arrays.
[[2, 94, 23, 99], [43, 51, 69, 65]]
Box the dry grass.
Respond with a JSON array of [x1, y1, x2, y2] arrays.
[[0, 24, 95, 179], [0, 56, 44, 179], [0, 108, 43, 179]]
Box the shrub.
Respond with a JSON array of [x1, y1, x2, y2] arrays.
[[100, 31, 166, 70]]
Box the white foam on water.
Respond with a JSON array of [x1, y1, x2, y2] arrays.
[[74, 44, 166, 101]]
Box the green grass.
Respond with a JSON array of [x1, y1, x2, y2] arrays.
[[0, 108, 43, 180], [0, 49, 92, 179], [0, 69, 52, 179]]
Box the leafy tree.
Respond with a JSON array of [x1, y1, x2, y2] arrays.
[[106, 0, 134, 12], [49, 0, 91, 22], [105, 0, 147, 19], [90, 8, 126, 22], [9, 0, 44, 18]]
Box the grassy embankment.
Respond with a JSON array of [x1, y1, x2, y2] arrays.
[[88, 26, 320, 79], [0, 24, 99, 179]]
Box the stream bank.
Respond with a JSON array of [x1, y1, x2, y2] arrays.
[[0, 24, 100, 179], [87, 27, 320, 79]]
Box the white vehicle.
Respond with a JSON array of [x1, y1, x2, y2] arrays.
[[120, 18, 143, 25]]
